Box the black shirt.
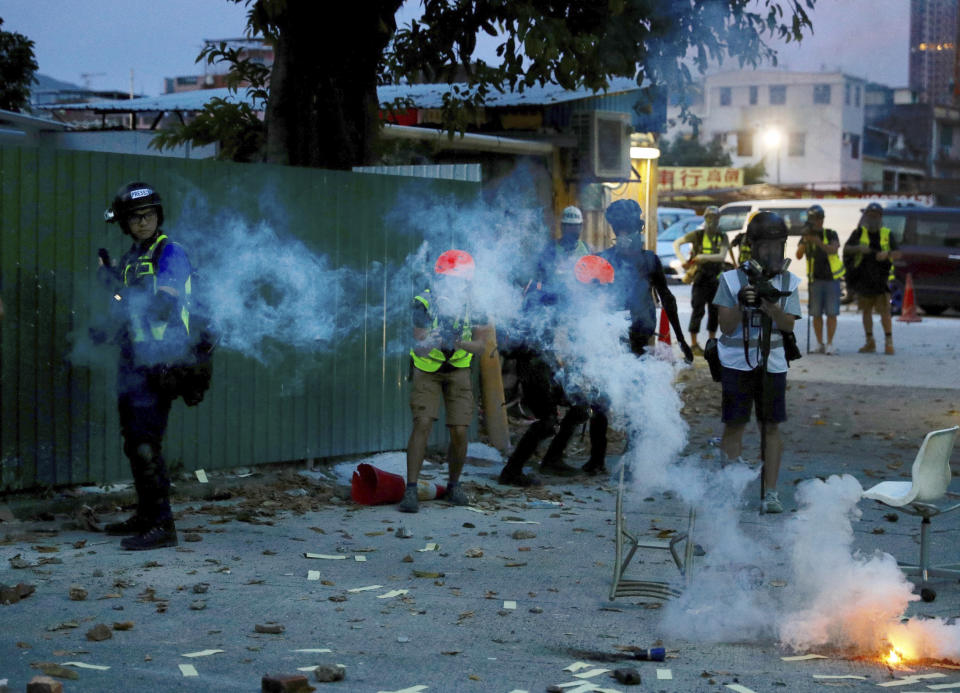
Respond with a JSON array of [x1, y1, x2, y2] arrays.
[[844, 227, 899, 295]]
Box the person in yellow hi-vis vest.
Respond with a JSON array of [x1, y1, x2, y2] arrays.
[[674, 206, 729, 356], [796, 204, 844, 354], [843, 202, 902, 355], [400, 250, 492, 513]]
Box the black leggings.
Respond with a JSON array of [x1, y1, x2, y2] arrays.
[[690, 277, 719, 334]]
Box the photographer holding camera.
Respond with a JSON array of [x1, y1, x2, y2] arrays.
[[796, 204, 843, 354], [712, 212, 802, 514]]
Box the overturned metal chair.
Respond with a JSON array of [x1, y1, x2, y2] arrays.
[[610, 464, 697, 601]]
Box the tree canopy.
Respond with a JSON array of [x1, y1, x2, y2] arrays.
[[157, 0, 815, 169], [658, 135, 733, 167], [0, 18, 38, 112]]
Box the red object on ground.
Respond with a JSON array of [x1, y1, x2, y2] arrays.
[[898, 272, 922, 323], [350, 464, 446, 505], [657, 307, 671, 344], [574, 254, 615, 284]]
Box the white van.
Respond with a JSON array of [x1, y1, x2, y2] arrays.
[[717, 198, 927, 287]]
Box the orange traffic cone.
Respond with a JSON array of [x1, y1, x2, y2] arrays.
[[657, 308, 671, 344], [350, 464, 446, 505], [898, 273, 922, 323]]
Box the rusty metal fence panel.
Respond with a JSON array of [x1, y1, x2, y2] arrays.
[[0, 145, 479, 492]]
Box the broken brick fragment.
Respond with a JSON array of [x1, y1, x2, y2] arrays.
[[26, 676, 63, 693], [261, 673, 315, 692]]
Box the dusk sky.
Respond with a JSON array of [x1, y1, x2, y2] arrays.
[[3, 0, 911, 98]]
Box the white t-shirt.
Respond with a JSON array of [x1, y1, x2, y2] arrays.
[[712, 269, 802, 373]]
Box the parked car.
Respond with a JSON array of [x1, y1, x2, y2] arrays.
[[657, 216, 704, 280], [881, 207, 960, 315], [657, 206, 697, 232]]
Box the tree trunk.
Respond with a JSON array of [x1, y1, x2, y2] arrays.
[[265, 2, 402, 170]]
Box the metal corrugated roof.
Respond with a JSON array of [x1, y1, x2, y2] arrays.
[[37, 78, 643, 113]]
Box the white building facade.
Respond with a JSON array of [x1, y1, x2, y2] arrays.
[[668, 70, 868, 189]]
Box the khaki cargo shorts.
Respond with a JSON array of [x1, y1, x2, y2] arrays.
[[410, 367, 474, 426], [857, 292, 891, 315]]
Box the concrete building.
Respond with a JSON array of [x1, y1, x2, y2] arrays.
[[164, 38, 274, 94], [909, 0, 959, 106], [666, 70, 867, 189]]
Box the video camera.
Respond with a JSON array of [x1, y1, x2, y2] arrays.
[[738, 259, 802, 363], [738, 259, 792, 308]]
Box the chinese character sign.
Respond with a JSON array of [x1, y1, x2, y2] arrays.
[[658, 167, 743, 190]]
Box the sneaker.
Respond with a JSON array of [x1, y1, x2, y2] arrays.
[[446, 484, 469, 506], [825, 343, 837, 355], [885, 342, 895, 355], [762, 490, 783, 514], [814, 343, 826, 354], [498, 468, 542, 487], [858, 338, 876, 354], [104, 514, 150, 536], [539, 460, 581, 476], [120, 520, 178, 551], [397, 486, 419, 513]]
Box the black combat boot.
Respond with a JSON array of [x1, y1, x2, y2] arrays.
[[121, 518, 178, 550]]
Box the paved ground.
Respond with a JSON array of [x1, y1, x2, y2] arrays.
[[1, 290, 959, 693]]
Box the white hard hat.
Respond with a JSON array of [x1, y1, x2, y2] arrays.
[[561, 206, 583, 225]]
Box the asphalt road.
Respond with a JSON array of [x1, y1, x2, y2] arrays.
[[1, 290, 959, 693]]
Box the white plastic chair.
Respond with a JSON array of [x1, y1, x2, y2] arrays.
[[862, 425, 960, 602]]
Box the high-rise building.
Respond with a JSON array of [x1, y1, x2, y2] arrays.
[[909, 0, 959, 105]]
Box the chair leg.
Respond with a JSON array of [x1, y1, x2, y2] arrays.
[[920, 517, 931, 586]]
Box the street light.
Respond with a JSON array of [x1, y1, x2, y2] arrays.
[[763, 127, 782, 184]]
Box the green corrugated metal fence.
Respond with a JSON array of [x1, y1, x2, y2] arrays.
[[0, 145, 479, 492]]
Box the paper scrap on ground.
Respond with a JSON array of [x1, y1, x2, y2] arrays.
[[564, 662, 593, 672], [726, 685, 757, 693], [878, 674, 947, 687], [292, 648, 333, 653], [377, 589, 409, 599], [572, 668, 609, 679], [347, 584, 382, 593], [195, 469, 208, 483], [307, 571, 321, 581], [354, 555, 367, 562], [179, 664, 198, 677], [812, 675, 867, 680], [657, 668, 673, 680], [375, 686, 428, 693], [781, 654, 829, 661], [182, 649, 224, 658], [416, 543, 439, 552], [61, 662, 110, 670], [297, 666, 318, 672], [464, 506, 485, 513], [304, 553, 346, 560], [503, 600, 517, 610], [927, 683, 960, 690]]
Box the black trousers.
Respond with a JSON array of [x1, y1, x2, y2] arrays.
[[117, 364, 175, 524], [690, 277, 719, 334]]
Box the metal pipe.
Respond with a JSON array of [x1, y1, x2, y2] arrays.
[[381, 123, 555, 157]]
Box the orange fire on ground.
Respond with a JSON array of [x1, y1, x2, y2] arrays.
[[884, 647, 905, 667]]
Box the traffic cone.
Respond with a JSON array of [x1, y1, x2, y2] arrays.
[[897, 273, 922, 323], [350, 464, 446, 505], [657, 308, 671, 344]]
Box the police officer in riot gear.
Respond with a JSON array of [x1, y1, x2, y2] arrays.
[[98, 182, 195, 550]]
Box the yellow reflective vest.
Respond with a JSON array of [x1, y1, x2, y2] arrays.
[[851, 226, 894, 282], [804, 228, 845, 280], [121, 234, 191, 343], [409, 290, 473, 372]]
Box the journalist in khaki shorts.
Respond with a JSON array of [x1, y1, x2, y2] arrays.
[[409, 367, 474, 425]]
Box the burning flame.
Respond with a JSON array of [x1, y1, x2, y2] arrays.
[[885, 647, 904, 667]]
